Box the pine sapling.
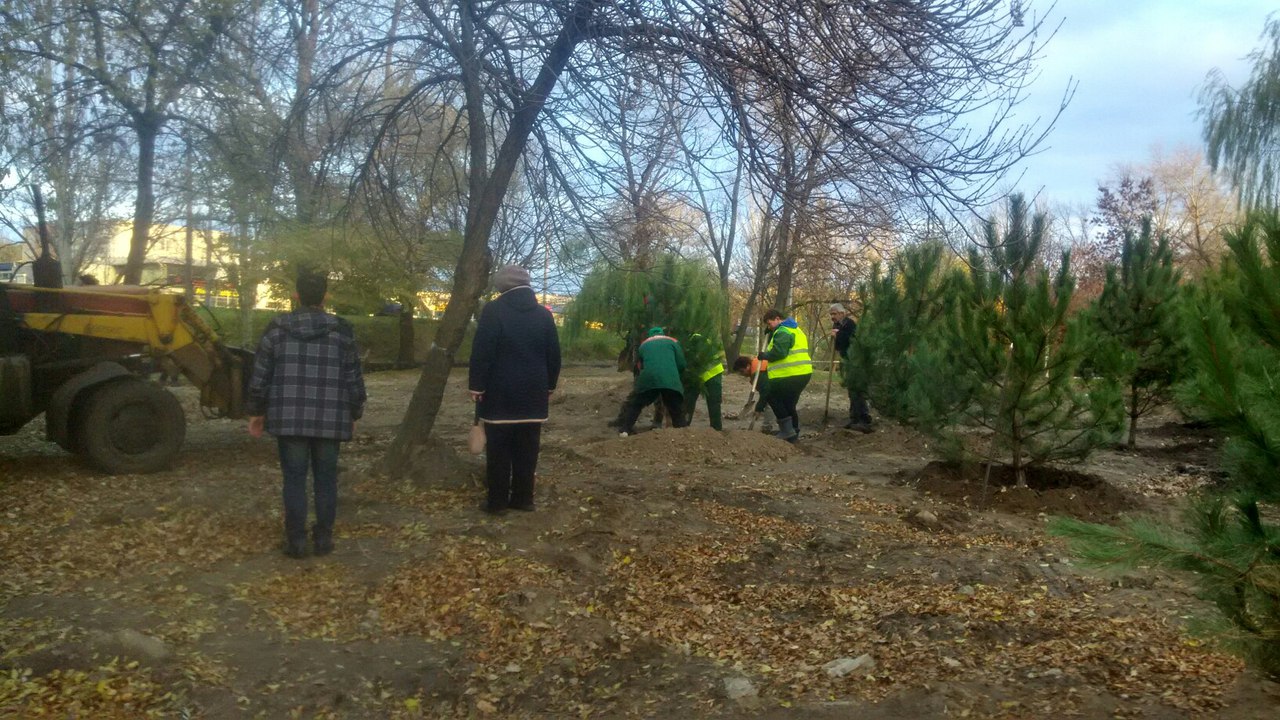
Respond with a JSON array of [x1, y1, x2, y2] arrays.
[[1089, 219, 1184, 448]]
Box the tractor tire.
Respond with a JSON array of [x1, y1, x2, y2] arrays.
[[77, 379, 186, 474]]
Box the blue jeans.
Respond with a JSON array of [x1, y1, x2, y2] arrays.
[[277, 436, 340, 547]]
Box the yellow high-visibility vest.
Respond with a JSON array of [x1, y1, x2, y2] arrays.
[[767, 325, 813, 378], [689, 333, 724, 383], [699, 362, 725, 383]]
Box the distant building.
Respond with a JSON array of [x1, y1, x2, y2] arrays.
[[0, 261, 32, 284], [416, 289, 573, 324], [14, 222, 286, 309]]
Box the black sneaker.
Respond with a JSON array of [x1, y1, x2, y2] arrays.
[[480, 502, 507, 515], [510, 502, 535, 512], [314, 538, 334, 556], [283, 542, 308, 559]]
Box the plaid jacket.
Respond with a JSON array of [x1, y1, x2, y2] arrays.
[[247, 308, 366, 440]]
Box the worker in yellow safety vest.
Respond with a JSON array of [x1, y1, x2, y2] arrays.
[[757, 308, 812, 442], [682, 333, 726, 430]]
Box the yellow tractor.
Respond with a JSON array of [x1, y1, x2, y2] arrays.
[[0, 284, 253, 473]]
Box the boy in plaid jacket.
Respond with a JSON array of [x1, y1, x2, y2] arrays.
[[248, 270, 367, 558]]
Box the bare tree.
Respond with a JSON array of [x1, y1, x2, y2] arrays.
[[346, 0, 1059, 476], [0, 0, 131, 283], [1143, 146, 1236, 276], [1, 0, 242, 284]]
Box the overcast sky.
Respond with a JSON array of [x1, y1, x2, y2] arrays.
[[1007, 0, 1276, 209]]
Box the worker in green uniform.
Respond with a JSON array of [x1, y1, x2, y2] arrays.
[[614, 327, 687, 436], [758, 308, 813, 442]]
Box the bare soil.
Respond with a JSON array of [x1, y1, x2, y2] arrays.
[[1, 366, 1277, 719]]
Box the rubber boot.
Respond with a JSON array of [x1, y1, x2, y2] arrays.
[[773, 416, 798, 443]]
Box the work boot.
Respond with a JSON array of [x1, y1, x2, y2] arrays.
[[313, 531, 334, 556], [774, 417, 798, 443]]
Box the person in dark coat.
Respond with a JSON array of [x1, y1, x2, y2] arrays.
[[248, 269, 367, 558], [614, 327, 687, 436], [469, 265, 562, 514], [830, 303, 873, 432]]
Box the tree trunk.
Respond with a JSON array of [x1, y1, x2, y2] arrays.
[[288, 0, 321, 223], [123, 119, 160, 285], [184, 150, 195, 304], [1010, 429, 1026, 488], [381, 0, 600, 477], [774, 220, 795, 312], [237, 221, 256, 348], [238, 287, 256, 348], [1127, 382, 1139, 450], [396, 293, 415, 367], [381, 237, 490, 474]]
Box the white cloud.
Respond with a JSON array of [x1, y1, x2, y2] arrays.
[[1009, 0, 1275, 206]]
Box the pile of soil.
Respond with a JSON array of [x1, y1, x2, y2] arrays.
[[906, 460, 1138, 521], [590, 428, 797, 466], [403, 437, 484, 488]]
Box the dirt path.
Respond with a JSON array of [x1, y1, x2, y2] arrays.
[[1, 367, 1277, 718]]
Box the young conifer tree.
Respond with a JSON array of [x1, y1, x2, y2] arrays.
[[1089, 219, 1184, 448], [1051, 211, 1280, 680], [842, 241, 959, 423], [915, 195, 1122, 486], [567, 254, 724, 387]]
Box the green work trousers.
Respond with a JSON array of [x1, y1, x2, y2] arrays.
[[684, 373, 723, 431]]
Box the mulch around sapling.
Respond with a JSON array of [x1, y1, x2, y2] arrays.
[[905, 460, 1139, 521]]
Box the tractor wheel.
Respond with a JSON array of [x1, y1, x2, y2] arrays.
[[77, 379, 186, 474]]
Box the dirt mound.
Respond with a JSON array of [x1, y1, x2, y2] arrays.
[[905, 460, 1138, 521], [404, 437, 484, 488], [590, 427, 797, 466]]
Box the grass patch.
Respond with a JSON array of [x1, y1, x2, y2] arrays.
[[197, 307, 618, 364]]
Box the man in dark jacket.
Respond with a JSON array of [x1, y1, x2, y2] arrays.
[[615, 327, 686, 436], [248, 270, 367, 558], [469, 265, 562, 514], [830, 303, 873, 432]]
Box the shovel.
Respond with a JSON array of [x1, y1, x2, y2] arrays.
[[745, 358, 769, 430], [741, 331, 763, 415], [742, 360, 763, 414]]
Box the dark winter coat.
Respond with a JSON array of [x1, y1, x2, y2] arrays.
[[634, 335, 686, 394], [833, 316, 857, 358], [469, 286, 562, 423], [248, 308, 367, 440]]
